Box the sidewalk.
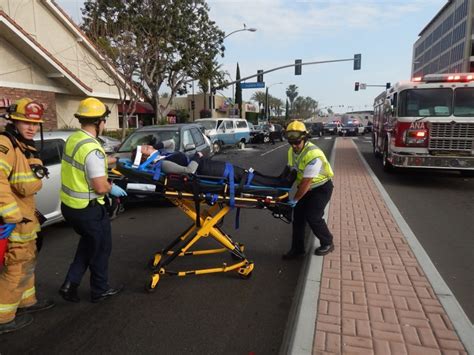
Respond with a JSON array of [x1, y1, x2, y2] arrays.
[[290, 138, 471, 354]]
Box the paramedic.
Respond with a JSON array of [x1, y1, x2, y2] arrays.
[[59, 98, 126, 303], [0, 98, 55, 334], [282, 120, 335, 259]]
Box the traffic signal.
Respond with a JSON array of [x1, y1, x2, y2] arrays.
[[191, 100, 195, 110], [354, 82, 360, 91], [353, 53, 361, 70], [257, 70, 264, 83], [386, 82, 391, 89], [295, 59, 302, 75]]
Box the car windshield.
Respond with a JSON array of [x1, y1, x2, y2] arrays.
[[326, 124, 337, 128], [118, 130, 180, 152], [197, 120, 217, 130], [345, 123, 357, 127]]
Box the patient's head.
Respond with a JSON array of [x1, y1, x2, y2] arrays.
[[131, 145, 157, 163]]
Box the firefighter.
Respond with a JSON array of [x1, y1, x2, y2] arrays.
[[58, 97, 126, 303], [282, 120, 335, 259], [0, 98, 55, 335]]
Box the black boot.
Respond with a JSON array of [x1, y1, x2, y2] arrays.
[[91, 285, 124, 303], [17, 299, 55, 315], [314, 244, 334, 256], [0, 314, 33, 335], [59, 281, 80, 303]]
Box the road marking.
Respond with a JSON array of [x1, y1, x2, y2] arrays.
[[260, 143, 288, 156], [324, 137, 332, 140]]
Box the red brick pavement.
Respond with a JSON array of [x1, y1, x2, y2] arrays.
[[313, 138, 467, 354]]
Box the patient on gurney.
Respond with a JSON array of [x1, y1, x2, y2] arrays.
[[128, 141, 296, 188]]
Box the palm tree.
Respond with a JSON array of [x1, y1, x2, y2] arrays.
[[286, 85, 299, 118]]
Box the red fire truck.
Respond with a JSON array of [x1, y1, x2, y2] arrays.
[[372, 73, 474, 175]]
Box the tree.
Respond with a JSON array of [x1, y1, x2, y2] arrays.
[[81, 0, 143, 139], [235, 63, 242, 117], [250, 91, 266, 108], [293, 96, 318, 119], [285, 99, 289, 121], [286, 85, 299, 118], [82, 0, 225, 124]]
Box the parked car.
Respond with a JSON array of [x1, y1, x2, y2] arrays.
[[308, 122, 324, 137], [196, 118, 251, 153], [266, 123, 285, 142], [115, 123, 212, 160], [249, 123, 270, 143], [324, 122, 343, 135], [33, 131, 72, 227], [98, 135, 121, 154]]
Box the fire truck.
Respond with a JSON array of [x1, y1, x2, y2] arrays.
[[372, 73, 474, 175]]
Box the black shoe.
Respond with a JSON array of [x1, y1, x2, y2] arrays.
[[0, 314, 33, 335], [17, 299, 55, 315], [91, 285, 123, 303], [314, 244, 334, 256], [59, 281, 80, 303], [282, 249, 306, 260]]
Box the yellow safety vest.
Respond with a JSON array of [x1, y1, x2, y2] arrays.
[[288, 141, 334, 189], [60, 130, 107, 209]]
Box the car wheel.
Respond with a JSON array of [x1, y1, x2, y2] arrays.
[[238, 141, 245, 149], [263, 136, 270, 143], [213, 141, 221, 154]]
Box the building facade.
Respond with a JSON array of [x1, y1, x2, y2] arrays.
[[0, 0, 125, 130], [412, 0, 473, 77]]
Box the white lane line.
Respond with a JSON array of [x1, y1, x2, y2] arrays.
[[260, 143, 289, 156], [352, 139, 474, 353]]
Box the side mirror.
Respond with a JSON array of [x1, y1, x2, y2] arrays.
[[184, 143, 196, 152]]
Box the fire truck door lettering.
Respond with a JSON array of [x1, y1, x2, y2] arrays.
[[409, 122, 426, 129]]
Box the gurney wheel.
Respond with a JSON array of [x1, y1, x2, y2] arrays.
[[148, 253, 162, 270], [238, 262, 254, 279], [145, 274, 160, 293]]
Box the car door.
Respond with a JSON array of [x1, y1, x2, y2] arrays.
[[35, 138, 66, 226], [223, 120, 235, 144]]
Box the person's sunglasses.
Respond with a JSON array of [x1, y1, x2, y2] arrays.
[[289, 140, 302, 146]]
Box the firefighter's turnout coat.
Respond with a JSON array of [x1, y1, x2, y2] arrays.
[[0, 133, 43, 323]]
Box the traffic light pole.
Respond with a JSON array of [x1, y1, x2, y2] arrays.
[[213, 57, 358, 91]]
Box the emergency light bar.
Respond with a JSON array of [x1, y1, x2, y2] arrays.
[[414, 73, 474, 83]]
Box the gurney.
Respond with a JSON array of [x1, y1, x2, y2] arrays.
[[115, 159, 293, 291]]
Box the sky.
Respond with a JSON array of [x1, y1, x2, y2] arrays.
[[56, 0, 446, 114]]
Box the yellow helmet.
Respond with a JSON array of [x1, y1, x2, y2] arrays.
[[8, 98, 44, 123], [286, 120, 308, 142], [74, 98, 110, 120]]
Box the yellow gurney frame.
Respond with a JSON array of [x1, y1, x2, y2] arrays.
[[145, 189, 289, 292]]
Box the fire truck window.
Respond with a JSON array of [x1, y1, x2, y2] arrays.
[[454, 88, 474, 116], [399, 89, 452, 117]]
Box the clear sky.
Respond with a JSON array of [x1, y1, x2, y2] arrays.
[[57, 0, 446, 114]]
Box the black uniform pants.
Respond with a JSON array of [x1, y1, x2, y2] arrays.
[[291, 180, 334, 253], [61, 202, 112, 297]]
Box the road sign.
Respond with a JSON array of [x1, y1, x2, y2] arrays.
[[241, 82, 265, 89]]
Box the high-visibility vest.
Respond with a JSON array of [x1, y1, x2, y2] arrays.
[[60, 130, 107, 209], [288, 141, 334, 189]]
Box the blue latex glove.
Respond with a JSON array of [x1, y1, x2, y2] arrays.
[[287, 199, 298, 208], [110, 184, 127, 197], [0, 223, 16, 239]]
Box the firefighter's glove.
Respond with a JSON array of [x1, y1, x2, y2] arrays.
[[287, 199, 298, 208], [0, 223, 16, 239], [110, 184, 127, 197]]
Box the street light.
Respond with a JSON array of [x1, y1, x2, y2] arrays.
[[265, 82, 283, 121], [224, 25, 257, 39]]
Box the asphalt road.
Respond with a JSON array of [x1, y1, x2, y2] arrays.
[[0, 138, 334, 355], [353, 135, 474, 324]]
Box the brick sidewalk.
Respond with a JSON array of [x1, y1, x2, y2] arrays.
[[313, 138, 467, 354]]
